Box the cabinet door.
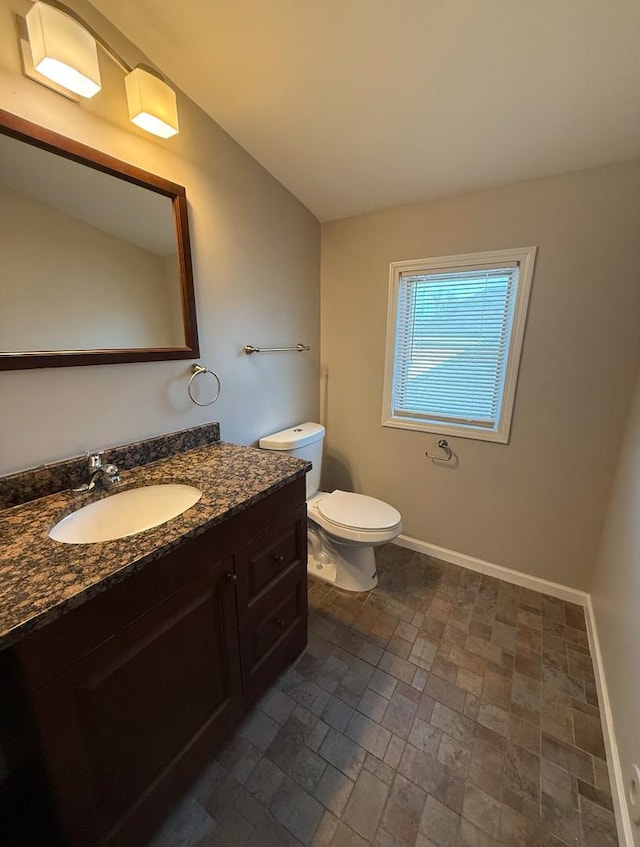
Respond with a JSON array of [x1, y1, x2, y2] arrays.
[[237, 506, 308, 700], [28, 555, 242, 847]]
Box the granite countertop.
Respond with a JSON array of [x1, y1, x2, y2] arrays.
[[0, 442, 309, 650]]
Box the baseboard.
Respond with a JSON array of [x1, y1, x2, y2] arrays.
[[584, 597, 633, 847], [394, 534, 589, 606], [392, 533, 632, 845]]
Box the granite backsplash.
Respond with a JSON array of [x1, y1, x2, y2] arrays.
[[0, 422, 220, 510]]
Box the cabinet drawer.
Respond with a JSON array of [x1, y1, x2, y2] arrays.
[[239, 563, 307, 699], [250, 583, 300, 664], [239, 504, 307, 604]]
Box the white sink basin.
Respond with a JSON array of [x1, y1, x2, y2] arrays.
[[49, 484, 202, 544]]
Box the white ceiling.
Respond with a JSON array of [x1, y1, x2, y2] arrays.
[[90, 0, 640, 222]]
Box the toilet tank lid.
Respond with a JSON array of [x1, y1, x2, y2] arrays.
[[259, 422, 325, 451]]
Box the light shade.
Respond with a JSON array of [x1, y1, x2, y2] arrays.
[[25, 2, 101, 99], [125, 67, 179, 139]]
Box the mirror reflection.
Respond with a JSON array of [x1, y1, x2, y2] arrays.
[[0, 129, 188, 355]]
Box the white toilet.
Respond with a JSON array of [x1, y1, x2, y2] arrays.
[[259, 422, 402, 592]]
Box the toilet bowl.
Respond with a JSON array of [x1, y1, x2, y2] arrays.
[[259, 423, 402, 592]]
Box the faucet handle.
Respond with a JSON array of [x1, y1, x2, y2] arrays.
[[102, 464, 122, 486], [87, 451, 104, 470]]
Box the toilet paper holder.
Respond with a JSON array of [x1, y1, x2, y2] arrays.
[[426, 439, 453, 462]]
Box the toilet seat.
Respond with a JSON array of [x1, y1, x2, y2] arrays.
[[308, 491, 402, 544], [317, 490, 401, 531]]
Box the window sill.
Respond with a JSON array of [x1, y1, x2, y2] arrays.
[[382, 416, 510, 444]]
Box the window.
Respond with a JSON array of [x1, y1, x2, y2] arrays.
[[382, 247, 536, 443]]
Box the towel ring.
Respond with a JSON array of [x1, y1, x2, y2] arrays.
[[188, 364, 221, 407]]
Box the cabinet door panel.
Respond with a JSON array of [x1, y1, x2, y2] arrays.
[[29, 555, 242, 847]]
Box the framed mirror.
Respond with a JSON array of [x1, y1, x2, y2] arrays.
[[0, 109, 199, 370]]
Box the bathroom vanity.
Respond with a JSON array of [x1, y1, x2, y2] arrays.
[[0, 438, 309, 847]]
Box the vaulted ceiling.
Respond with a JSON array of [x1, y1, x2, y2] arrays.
[[90, 0, 640, 221]]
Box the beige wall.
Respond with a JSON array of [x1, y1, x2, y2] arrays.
[[592, 367, 640, 845], [321, 161, 640, 590], [0, 0, 320, 474], [0, 185, 183, 350]]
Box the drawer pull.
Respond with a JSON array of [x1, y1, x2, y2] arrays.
[[274, 554, 284, 563], [274, 617, 286, 629], [226, 573, 238, 584]]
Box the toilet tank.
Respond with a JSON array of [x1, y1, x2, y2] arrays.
[[259, 422, 325, 498]]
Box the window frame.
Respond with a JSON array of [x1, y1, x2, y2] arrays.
[[382, 246, 537, 443]]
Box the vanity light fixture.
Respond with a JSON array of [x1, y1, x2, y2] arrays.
[[25, 2, 101, 98], [125, 67, 179, 139], [21, 1, 180, 138]]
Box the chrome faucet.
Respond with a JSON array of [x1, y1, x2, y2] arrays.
[[73, 452, 121, 493]]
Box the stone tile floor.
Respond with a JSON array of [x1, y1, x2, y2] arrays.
[[147, 544, 619, 847]]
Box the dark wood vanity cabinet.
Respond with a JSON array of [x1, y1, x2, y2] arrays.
[[13, 478, 307, 847]]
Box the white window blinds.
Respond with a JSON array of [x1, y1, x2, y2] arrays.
[[391, 263, 519, 430]]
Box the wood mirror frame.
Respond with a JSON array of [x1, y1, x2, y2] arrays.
[[0, 109, 199, 370]]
